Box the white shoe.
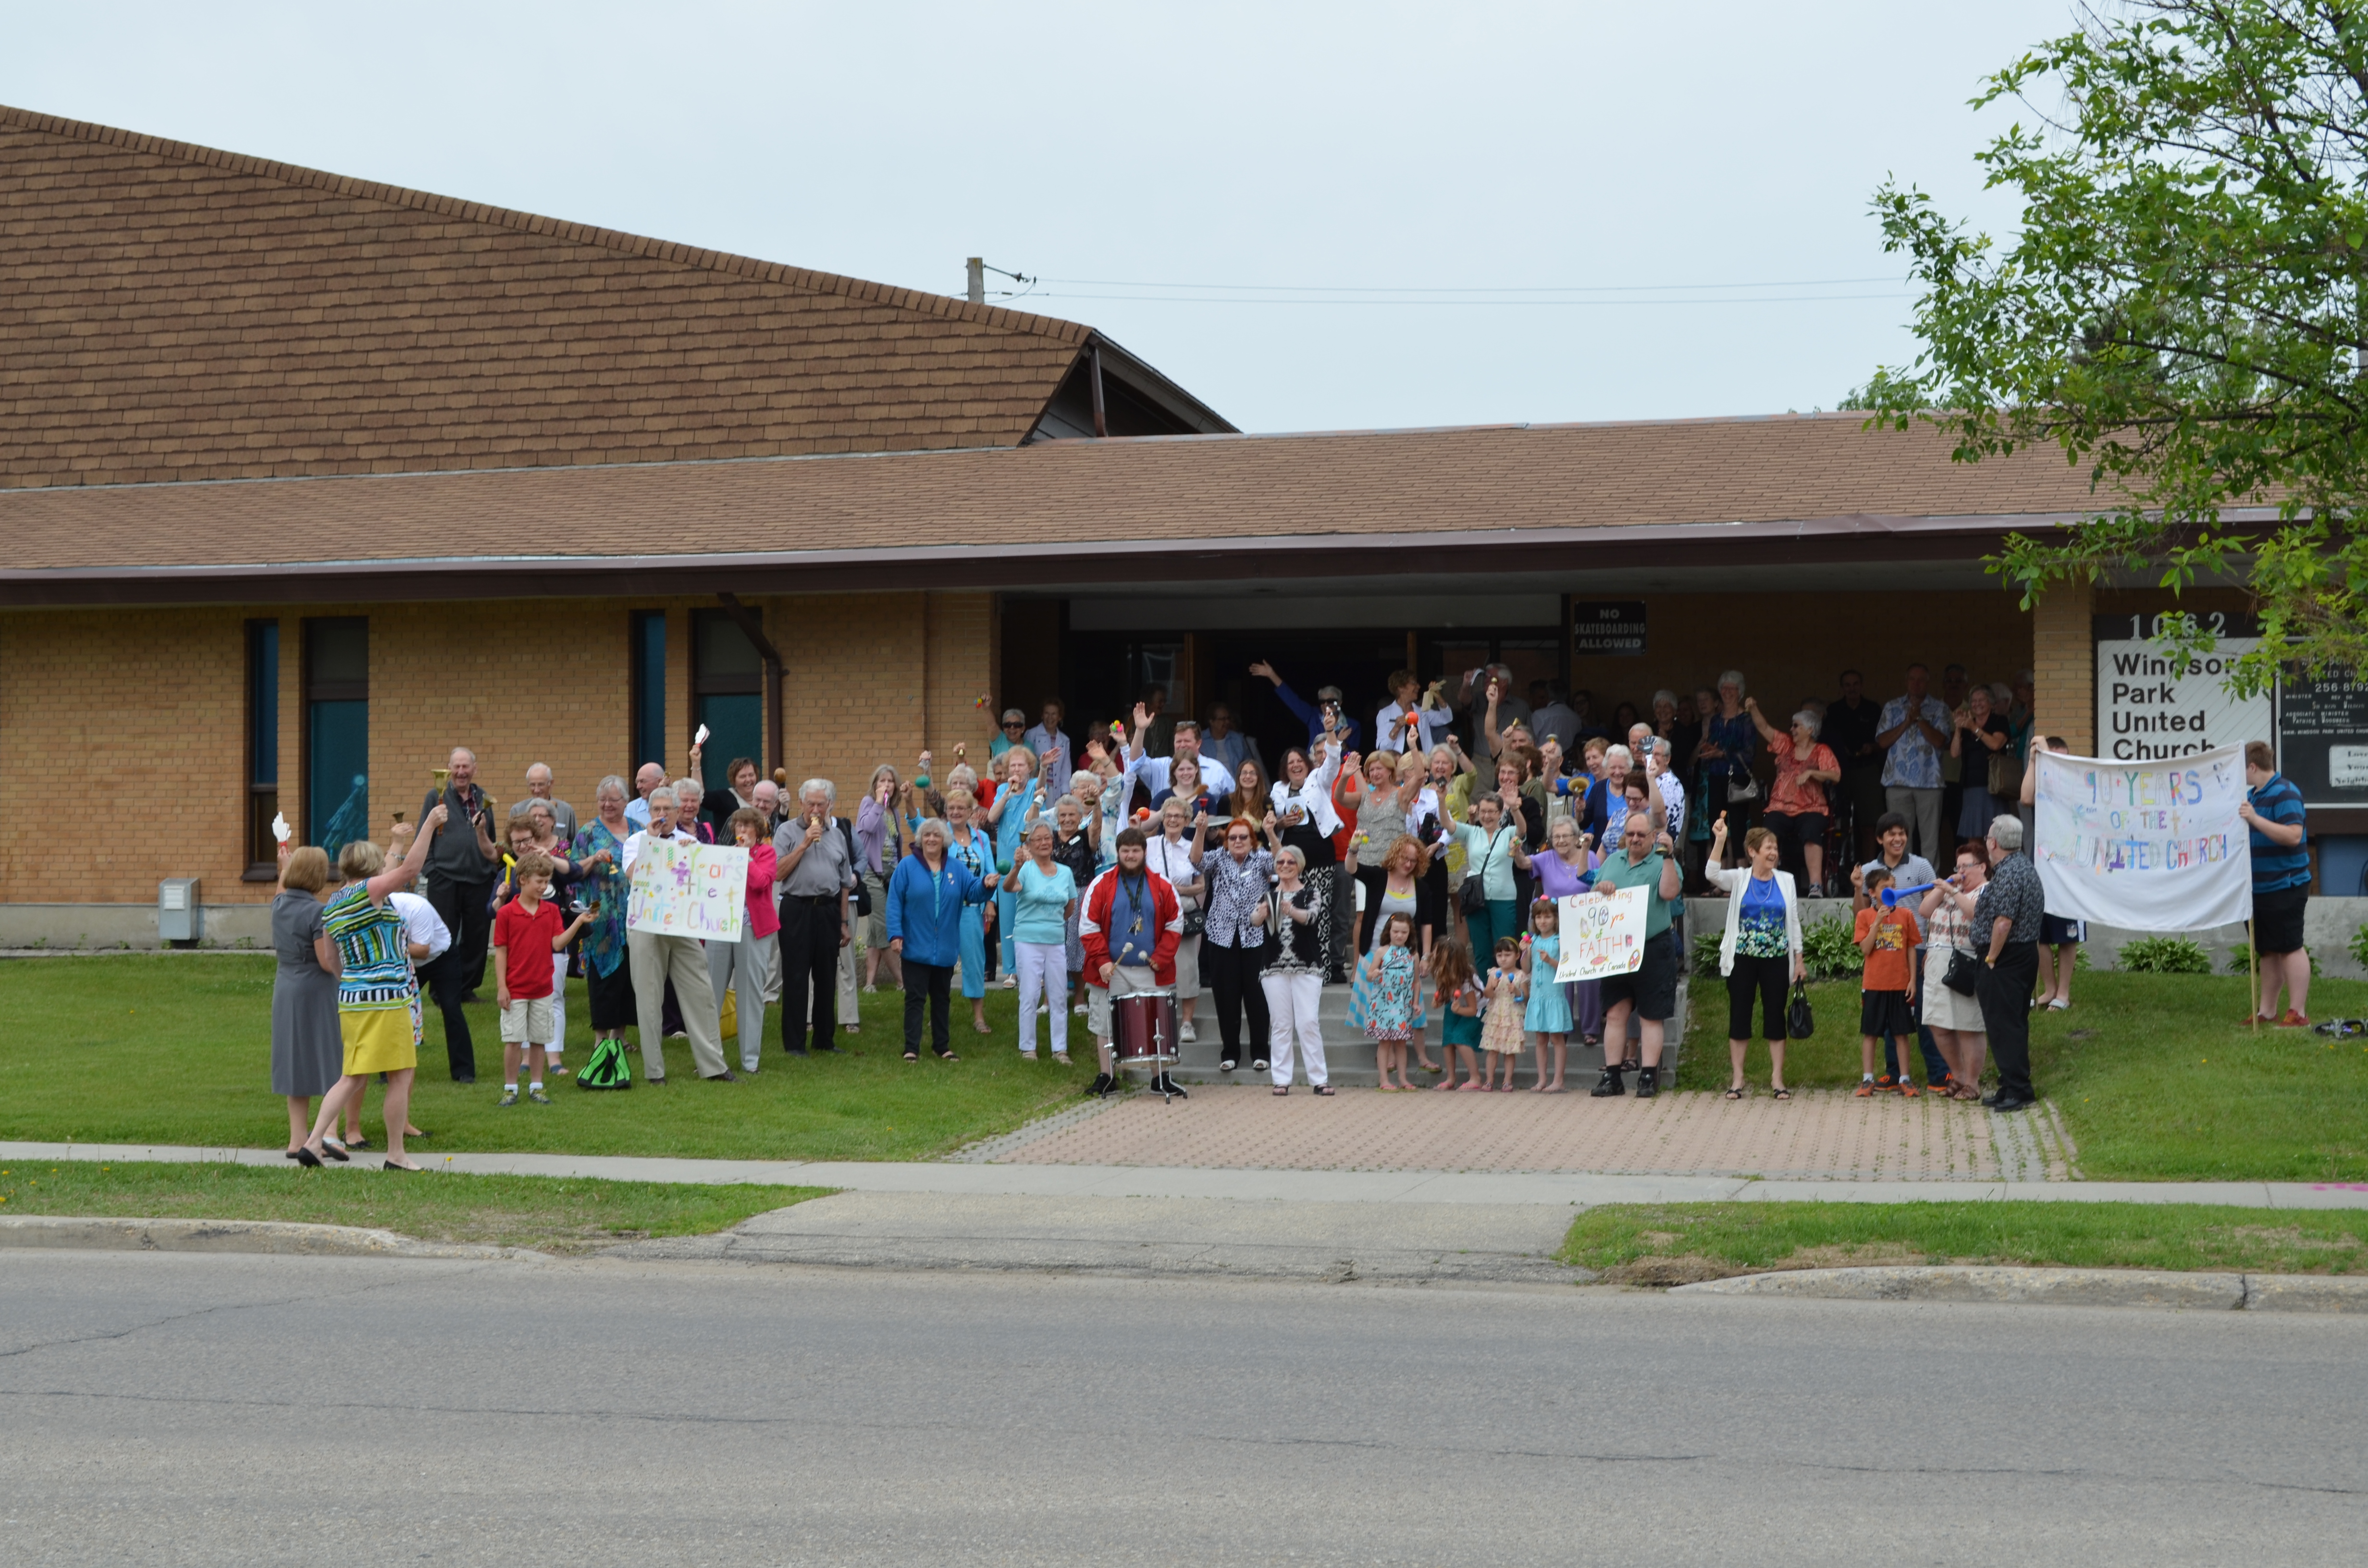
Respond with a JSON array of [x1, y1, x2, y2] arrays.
[[999, 975, 1017, 989], [1072, 1003, 1088, 1016], [1180, 1021, 1197, 1043]]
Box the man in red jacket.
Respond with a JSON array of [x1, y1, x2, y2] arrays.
[[1079, 826, 1186, 1099]]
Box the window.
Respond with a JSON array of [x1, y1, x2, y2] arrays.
[[692, 607, 763, 789], [630, 611, 667, 774], [244, 620, 280, 876], [304, 617, 370, 859]]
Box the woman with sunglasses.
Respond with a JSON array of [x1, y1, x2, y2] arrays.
[[1188, 810, 1277, 1074]]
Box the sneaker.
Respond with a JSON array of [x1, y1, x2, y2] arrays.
[[1589, 1067, 1626, 1098], [1634, 1066, 1659, 1099], [1875, 1074, 1898, 1090], [1854, 1081, 1875, 1097], [497, 1089, 519, 1107], [1086, 1072, 1115, 1099], [1153, 1073, 1189, 1099], [1899, 1082, 1920, 1098], [527, 1087, 551, 1105], [1180, 1021, 1198, 1043]]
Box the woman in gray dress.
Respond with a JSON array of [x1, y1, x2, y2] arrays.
[[270, 844, 345, 1159]]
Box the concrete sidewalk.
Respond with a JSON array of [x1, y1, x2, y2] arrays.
[[8, 1139, 2367, 1208]]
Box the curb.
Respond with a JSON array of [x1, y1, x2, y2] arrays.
[[0, 1214, 542, 1261], [1674, 1264, 2368, 1312]]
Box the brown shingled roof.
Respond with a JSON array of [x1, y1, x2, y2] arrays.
[[0, 103, 1104, 489], [0, 415, 2174, 605]]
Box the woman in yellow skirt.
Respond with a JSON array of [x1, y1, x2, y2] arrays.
[[300, 805, 445, 1171]]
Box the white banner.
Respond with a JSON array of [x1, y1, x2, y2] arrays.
[[627, 840, 749, 942], [1555, 888, 1650, 982], [2032, 746, 2252, 931]]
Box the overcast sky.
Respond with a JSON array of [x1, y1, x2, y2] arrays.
[[2, 1, 2075, 433]]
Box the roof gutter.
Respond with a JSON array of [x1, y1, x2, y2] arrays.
[[0, 509, 2272, 608]]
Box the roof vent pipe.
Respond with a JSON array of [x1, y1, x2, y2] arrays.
[[966, 257, 985, 306]]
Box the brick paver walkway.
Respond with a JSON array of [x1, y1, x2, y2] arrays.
[[997, 1086, 2062, 1181]]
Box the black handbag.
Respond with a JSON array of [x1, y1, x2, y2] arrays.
[[1944, 947, 1983, 996], [1459, 828, 1507, 917], [1785, 982, 1815, 1039]]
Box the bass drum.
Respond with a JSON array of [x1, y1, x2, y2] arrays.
[[1111, 987, 1180, 1067]]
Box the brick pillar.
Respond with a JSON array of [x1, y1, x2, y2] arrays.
[[924, 591, 999, 765], [2032, 578, 2095, 756]]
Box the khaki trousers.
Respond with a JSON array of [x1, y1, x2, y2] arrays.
[[629, 929, 727, 1080]]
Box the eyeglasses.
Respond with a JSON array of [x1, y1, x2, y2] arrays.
[[1003, 722, 1024, 730]]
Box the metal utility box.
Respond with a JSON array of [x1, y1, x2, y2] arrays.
[[159, 878, 202, 943]]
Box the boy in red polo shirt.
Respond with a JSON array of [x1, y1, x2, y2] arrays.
[[492, 851, 594, 1106]]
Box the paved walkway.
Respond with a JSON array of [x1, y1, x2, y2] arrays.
[[979, 1084, 2058, 1180], [8, 1139, 2366, 1208]]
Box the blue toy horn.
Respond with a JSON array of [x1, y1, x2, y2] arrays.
[[1880, 882, 1936, 907]]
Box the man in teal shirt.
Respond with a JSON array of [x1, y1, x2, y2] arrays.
[[1589, 810, 1685, 1100]]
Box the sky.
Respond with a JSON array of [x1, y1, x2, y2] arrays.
[[0, 0, 2077, 434]]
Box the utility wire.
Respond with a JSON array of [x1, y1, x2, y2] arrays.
[[1039, 272, 1905, 295], [1024, 291, 1912, 306]]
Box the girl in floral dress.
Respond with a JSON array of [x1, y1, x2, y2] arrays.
[[1478, 935, 1527, 1090], [1359, 911, 1420, 1091]]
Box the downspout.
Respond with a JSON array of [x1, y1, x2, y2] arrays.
[[716, 592, 783, 777]]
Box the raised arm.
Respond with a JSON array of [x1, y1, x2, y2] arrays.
[[368, 803, 444, 900], [1742, 696, 1781, 745]]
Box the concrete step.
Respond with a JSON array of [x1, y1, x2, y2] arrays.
[[1109, 978, 1689, 1089]]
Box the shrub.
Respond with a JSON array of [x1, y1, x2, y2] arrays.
[[2116, 935, 2212, 975], [2352, 922, 2368, 970], [1801, 914, 1863, 980], [1691, 928, 1724, 978]]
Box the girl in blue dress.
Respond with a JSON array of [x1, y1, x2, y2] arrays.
[[1522, 899, 1573, 1092]]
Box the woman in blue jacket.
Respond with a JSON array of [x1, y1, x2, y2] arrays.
[[887, 817, 993, 1062]]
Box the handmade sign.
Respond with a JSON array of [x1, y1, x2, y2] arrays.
[[1555, 887, 1650, 981], [627, 840, 749, 941], [2032, 745, 2251, 931]]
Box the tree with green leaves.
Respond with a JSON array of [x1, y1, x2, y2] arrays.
[[1857, 0, 2368, 688]]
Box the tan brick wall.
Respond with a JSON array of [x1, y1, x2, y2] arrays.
[[2031, 578, 2096, 757], [0, 606, 249, 906], [0, 591, 995, 905]]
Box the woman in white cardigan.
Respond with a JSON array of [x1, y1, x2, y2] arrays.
[[1707, 812, 1803, 1100]]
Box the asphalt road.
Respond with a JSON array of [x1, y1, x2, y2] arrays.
[[2, 1251, 2363, 1566]]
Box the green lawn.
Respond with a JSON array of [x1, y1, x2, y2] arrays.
[[1676, 969, 2368, 1181], [0, 1158, 827, 1253], [1562, 1200, 2368, 1285], [0, 956, 1091, 1161]]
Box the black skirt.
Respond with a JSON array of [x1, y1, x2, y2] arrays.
[[586, 956, 637, 1030]]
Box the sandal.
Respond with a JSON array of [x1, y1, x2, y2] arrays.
[[936, 1051, 962, 1063], [1772, 1086, 1791, 1100], [903, 1051, 920, 1062], [1272, 1086, 1289, 1096], [1723, 1086, 1745, 1101], [1313, 1084, 1335, 1096]]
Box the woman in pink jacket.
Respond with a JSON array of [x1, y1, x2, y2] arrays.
[[711, 807, 779, 1075]]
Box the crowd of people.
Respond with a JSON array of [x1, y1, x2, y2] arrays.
[[263, 657, 2317, 1144]]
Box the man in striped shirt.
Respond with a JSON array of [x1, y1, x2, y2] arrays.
[[2239, 740, 2312, 1027]]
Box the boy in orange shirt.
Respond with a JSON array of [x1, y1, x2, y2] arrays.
[[1853, 866, 1923, 1096]]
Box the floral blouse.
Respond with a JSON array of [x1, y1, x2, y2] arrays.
[[570, 819, 629, 978]]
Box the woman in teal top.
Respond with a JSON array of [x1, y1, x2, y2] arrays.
[[1011, 823, 1079, 1063], [1447, 787, 1528, 974], [943, 788, 1000, 1033], [986, 747, 1043, 980]]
